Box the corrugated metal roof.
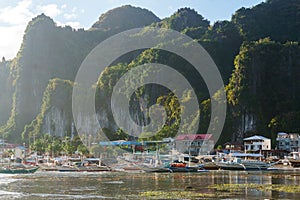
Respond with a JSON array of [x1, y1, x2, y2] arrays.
[[176, 134, 213, 141], [230, 153, 263, 157], [99, 140, 141, 146], [243, 135, 269, 141], [277, 132, 288, 135]]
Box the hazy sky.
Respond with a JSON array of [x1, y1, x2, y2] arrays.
[[0, 0, 264, 60]]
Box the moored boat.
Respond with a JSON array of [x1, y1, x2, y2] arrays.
[[0, 164, 39, 174], [217, 158, 273, 171], [167, 162, 200, 172], [201, 162, 220, 170], [287, 152, 300, 167], [142, 166, 172, 173]]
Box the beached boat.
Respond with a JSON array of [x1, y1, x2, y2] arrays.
[[217, 158, 273, 170], [201, 162, 220, 170], [142, 166, 172, 173], [166, 162, 200, 172], [0, 164, 39, 174], [57, 162, 111, 172], [57, 166, 110, 172], [41, 157, 111, 172], [287, 152, 300, 167]]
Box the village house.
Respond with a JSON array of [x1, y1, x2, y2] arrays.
[[0, 143, 20, 154], [223, 141, 243, 152], [276, 132, 300, 152], [175, 134, 214, 155], [243, 135, 271, 152]]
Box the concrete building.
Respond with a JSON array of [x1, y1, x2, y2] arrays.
[[15, 146, 26, 159], [175, 134, 214, 155], [244, 135, 271, 152], [223, 142, 243, 152], [276, 132, 300, 152]]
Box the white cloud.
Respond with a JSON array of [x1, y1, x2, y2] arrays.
[[0, 0, 34, 25], [63, 7, 81, 20], [0, 0, 34, 59], [37, 4, 61, 18], [0, 1, 84, 59], [71, 7, 77, 13], [61, 4, 67, 9], [64, 13, 77, 20], [0, 25, 25, 59], [39, 4, 84, 30]]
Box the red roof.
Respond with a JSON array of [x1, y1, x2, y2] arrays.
[[176, 134, 213, 141], [3, 143, 19, 149]]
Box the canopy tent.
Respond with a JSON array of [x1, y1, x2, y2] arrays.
[[99, 140, 142, 146], [120, 141, 141, 145], [230, 153, 263, 157]]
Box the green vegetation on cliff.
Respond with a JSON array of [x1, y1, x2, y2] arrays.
[[21, 78, 74, 145], [227, 40, 300, 142], [0, 0, 299, 147], [91, 5, 160, 33]]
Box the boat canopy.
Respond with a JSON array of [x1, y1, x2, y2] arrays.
[[99, 141, 142, 146], [230, 153, 263, 157]]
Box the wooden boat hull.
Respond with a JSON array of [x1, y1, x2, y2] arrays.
[[0, 167, 39, 174], [289, 160, 300, 167], [169, 166, 199, 173], [217, 162, 270, 171], [202, 162, 220, 170], [58, 166, 111, 172], [143, 167, 172, 173]]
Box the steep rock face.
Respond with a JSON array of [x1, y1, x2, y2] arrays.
[[3, 1, 300, 145], [21, 79, 73, 142], [42, 106, 71, 137], [0, 60, 14, 125], [2, 6, 162, 141], [227, 41, 300, 142], [232, 112, 256, 142], [13, 14, 90, 140]]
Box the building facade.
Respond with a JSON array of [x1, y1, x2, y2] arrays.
[[276, 132, 300, 152], [175, 134, 214, 155], [244, 135, 271, 152]]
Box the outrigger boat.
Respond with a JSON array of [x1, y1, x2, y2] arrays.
[[0, 163, 39, 174], [217, 157, 275, 171], [166, 161, 204, 172]]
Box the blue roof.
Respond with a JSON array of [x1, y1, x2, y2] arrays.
[[99, 141, 141, 146], [230, 153, 263, 157], [16, 146, 26, 150], [99, 141, 121, 146], [120, 141, 141, 145]]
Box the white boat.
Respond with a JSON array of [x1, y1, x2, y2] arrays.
[[217, 153, 276, 171], [217, 157, 274, 170]]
